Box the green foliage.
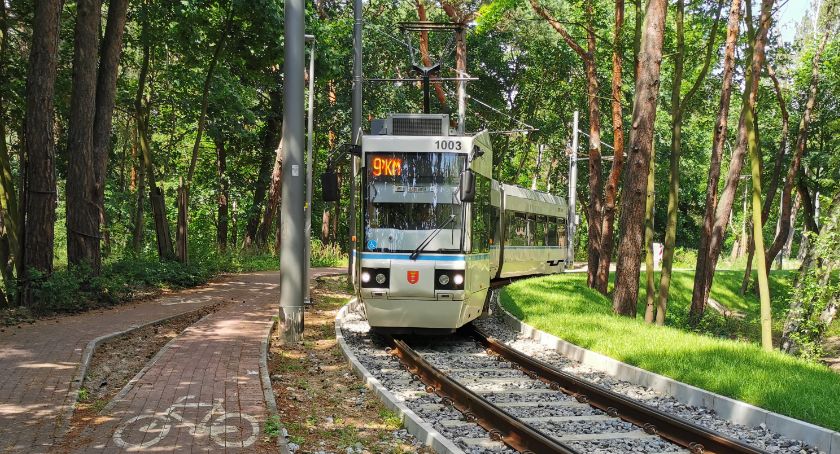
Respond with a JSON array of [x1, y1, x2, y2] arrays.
[[500, 274, 840, 431], [263, 415, 282, 439], [309, 239, 347, 268], [671, 247, 698, 269]]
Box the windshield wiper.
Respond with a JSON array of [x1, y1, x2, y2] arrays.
[[409, 215, 456, 261]]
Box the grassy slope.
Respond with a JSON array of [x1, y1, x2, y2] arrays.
[[499, 273, 840, 431]]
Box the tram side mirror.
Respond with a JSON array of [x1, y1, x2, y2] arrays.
[[321, 169, 339, 202], [460, 169, 476, 203], [341, 143, 362, 157]]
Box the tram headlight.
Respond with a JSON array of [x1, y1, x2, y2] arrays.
[[361, 268, 389, 288], [435, 270, 465, 290], [453, 273, 464, 286]]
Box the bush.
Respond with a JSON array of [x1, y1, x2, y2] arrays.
[[671, 247, 698, 269], [309, 239, 347, 268]]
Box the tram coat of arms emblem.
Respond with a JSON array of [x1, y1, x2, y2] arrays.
[[407, 271, 419, 284]]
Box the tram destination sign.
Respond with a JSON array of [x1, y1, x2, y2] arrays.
[[370, 156, 402, 177]]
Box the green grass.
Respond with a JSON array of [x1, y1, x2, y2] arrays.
[[499, 274, 840, 431]]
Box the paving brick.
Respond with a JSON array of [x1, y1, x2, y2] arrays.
[[0, 268, 342, 453]]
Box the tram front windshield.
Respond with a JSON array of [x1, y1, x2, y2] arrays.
[[364, 152, 465, 253]]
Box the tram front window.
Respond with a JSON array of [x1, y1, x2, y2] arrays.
[[364, 152, 465, 253]]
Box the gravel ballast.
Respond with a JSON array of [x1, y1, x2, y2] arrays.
[[339, 295, 823, 454]]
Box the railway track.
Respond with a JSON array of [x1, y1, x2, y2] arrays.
[[384, 325, 769, 454]]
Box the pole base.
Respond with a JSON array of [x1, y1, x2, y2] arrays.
[[278, 305, 305, 344]]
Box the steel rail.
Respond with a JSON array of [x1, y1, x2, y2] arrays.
[[384, 335, 580, 454], [467, 324, 770, 454]]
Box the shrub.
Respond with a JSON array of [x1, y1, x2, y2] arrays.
[[310, 239, 347, 267]]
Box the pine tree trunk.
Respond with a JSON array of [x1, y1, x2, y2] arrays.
[[529, 0, 603, 288], [594, 0, 626, 295], [765, 31, 830, 268], [92, 0, 129, 252], [611, 0, 668, 316], [66, 0, 102, 273], [22, 0, 63, 306], [215, 136, 229, 252]]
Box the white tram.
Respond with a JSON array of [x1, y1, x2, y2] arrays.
[[346, 113, 569, 333]]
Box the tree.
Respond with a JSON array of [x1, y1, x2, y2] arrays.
[[594, 0, 626, 295], [765, 30, 832, 268], [654, 0, 723, 324], [22, 0, 63, 306], [176, 5, 232, 263], [66, 0, 102, 272], [612, 0, 668, 316], [529, 0, 604, 289], [690, 0, 774, 322]]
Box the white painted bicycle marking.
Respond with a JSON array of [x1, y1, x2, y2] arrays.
[[113, 395, 259, 449]]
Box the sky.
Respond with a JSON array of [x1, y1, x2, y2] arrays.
[[776, 0, 814, 43]]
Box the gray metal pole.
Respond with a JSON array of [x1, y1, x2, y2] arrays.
[[349, 0, 362, 283], [304, 36, 315, 305], [456, 26, 467, 135], [279, 0, 305, 343], [568, 111, 579, 265]]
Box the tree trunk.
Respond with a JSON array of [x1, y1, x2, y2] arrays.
[[22, 0, 63, 306], [135, 26, 174, 261], [655, 0, 722, 324], [243, 88, 281, 250], [177, 10, 230, 263], [611, 0, 668, 316], [529, 0, 603, 289], [765, 30, 830, 268], [215, 136, 229, 252], [0, 0, 20, 286], [780, 190, 840, 354], [416, 0, 447, 107], [643, 154, 656, 322], [783, 193, 800, 258], [257, 136, 283, 248], [131, 138, 145, 252], [691, 0, 769, 323], [92, 0, 129, 254], [66, 0, 102, 273], [741, 61, 791, 289], [594, 0, 626, 295]]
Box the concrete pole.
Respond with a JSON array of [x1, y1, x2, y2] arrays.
[[279, 0, 305, 343], [304, 35, 315, 305], [568, 111, 579, 264], [349, 0, 362, 283]]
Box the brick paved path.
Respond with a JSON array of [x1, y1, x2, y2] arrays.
[[69, 268, 343, 453], [0, 268, 343, 453]]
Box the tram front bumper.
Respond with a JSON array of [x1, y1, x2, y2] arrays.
[[363, 296, 467, 329]]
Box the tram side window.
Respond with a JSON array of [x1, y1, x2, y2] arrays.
[[534, 216, 546, 247], [525, 214, 535, 246], [507, 212, 528, 246], [491, 206, 500, 248], [558, 217, 568, 249], [547, 217, 559, 246], [471, 173, 491, 253]]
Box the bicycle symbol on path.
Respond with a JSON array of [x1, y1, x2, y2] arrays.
[[113, 395, 259, 449]]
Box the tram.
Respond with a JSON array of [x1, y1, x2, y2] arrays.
[[326, 113, 569, 333]]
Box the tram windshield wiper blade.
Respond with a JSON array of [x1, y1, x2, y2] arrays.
[[409, 215, 455, 261]]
